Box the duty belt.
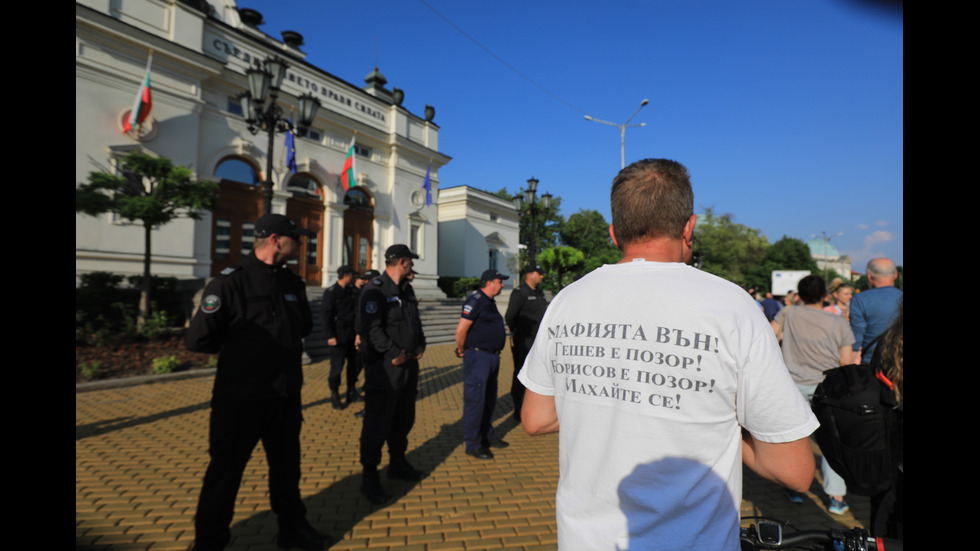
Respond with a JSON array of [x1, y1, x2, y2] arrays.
[[467, 347, 501, 355]]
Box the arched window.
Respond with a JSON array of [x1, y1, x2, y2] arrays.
[[344, 188, 373, 210], [286, 173, 322, 198], [215, 157, 261, 185]]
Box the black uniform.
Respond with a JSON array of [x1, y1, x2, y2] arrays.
[[185, 252, 312, 550], [504, 283, 548, 421], [322, 281, 357, 396], [357, 272, 426, 468]]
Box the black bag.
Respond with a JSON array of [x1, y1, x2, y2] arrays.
[[811, 363, 898, 496]]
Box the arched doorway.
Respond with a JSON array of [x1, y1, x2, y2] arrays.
[[285, 173, 325, 285], [211, 157, 263, 277], [343, 188, 374, 272]]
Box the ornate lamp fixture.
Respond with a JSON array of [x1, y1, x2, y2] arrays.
[[237, 56, 321, 214]]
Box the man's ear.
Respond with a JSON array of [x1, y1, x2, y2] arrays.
[[683, 215, 697, 246], [609, 225, 619, 247]]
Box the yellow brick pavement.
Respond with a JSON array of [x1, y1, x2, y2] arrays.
[[77, 342, 868, 550]]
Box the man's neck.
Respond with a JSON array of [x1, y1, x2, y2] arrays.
[[618, 237, 688, 264], [254, 247, 277, 266], [385, 266, 403, 285]]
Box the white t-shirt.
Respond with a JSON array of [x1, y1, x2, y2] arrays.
[[518, 261, 818, 551]]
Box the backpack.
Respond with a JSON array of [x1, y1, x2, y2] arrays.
[[810, 363, 898, 496]]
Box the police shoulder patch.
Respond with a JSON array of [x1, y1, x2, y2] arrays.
[[366, 301, 378, 314], [219, 265, 240, 276], [201, 294, 221, 314]]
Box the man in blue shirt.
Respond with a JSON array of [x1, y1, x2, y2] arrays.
[[455, 269, 510, 459], [850, 258, 902, 364]]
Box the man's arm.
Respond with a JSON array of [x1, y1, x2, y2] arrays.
[[454, 318, 473, 358], [839, 346, 855, 366], [504, 288, 525, 331], [849, 296, 867, 352], [362, 288, 393, 355], [185, 279, 230, 353], [741, 433, 815, 492], [522, 389, 559, 436], [322, 287, 338, 345]]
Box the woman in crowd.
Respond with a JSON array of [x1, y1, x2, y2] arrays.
[[824, 280, 854, 320], [870, 300, 903, 539], [771, 275, 856, 515]]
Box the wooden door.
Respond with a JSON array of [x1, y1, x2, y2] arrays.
[[210, 180, 263, 277], [343, 207, 373, 272], [286, 196, 325, 285]]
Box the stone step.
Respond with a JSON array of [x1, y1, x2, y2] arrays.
[[304, 289, 463, 362]]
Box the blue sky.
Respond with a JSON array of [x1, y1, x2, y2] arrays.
[[237, 0, 903, 270]]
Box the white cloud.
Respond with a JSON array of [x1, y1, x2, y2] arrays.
[[875, 220, 888, 227], [864, 230, 893, 247], [856, 224, 869, 230]]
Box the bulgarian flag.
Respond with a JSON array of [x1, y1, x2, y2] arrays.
[[123, 52, 153, 134], [341, 135, 357, 191]]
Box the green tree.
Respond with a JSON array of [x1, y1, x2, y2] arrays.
[[746, 236, 820, 292], [560, 209, 621, 275], [693, 208, 769, 286], [560, 209, 618, 256], [76, 151, 218, 327], [492, 187, 564, 267], [537, 246, 585, 292]]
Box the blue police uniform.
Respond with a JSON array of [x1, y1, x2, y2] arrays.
[[460, 289, 507, 452]]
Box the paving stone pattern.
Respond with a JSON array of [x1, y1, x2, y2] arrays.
[[77, 343, 869, 550]]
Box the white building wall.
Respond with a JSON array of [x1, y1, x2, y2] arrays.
[[437, 186, 520, 281], [76, 0, 449, 294]]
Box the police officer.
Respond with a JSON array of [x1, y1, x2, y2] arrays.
[[455, 269, 510, 459], [349, 269, 380, 404], [504, 264, 548, 423], [322, 265, 357, 409], [357, 245, 427, 504], [186, 213, 330, 551]]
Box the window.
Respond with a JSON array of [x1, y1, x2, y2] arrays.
[[227, 97, 243, 116], [410, 222, 422, 257], [215, 158, 261, 185], [286, 173, 321, 198]]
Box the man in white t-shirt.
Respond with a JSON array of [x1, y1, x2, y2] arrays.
[[518, 159, 818, 551]]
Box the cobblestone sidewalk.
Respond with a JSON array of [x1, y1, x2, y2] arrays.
[[77, 343, 867, 550]]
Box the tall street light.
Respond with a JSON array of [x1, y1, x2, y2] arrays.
[[513, 177, 552, 265], [584, 98, 649, 169], [238, 56, 321, 214]]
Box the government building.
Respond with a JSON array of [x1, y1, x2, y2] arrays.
[[76, 0, 511, 300]]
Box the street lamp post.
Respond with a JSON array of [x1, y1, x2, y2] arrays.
[[238, 56, 321, 214], [513, 177, 553, 265], [584, 99, 650, 169]]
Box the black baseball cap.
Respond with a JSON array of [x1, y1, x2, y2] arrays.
[[385, 244, 419, 260], [481, 269, 510, 284], [523, 263, 544, 275], [359, 269, 380, 279], [254, 213, 314, 238], [337, 265, 355, 276]]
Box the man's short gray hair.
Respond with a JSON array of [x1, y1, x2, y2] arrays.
[[867, 258, 897, 278]]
